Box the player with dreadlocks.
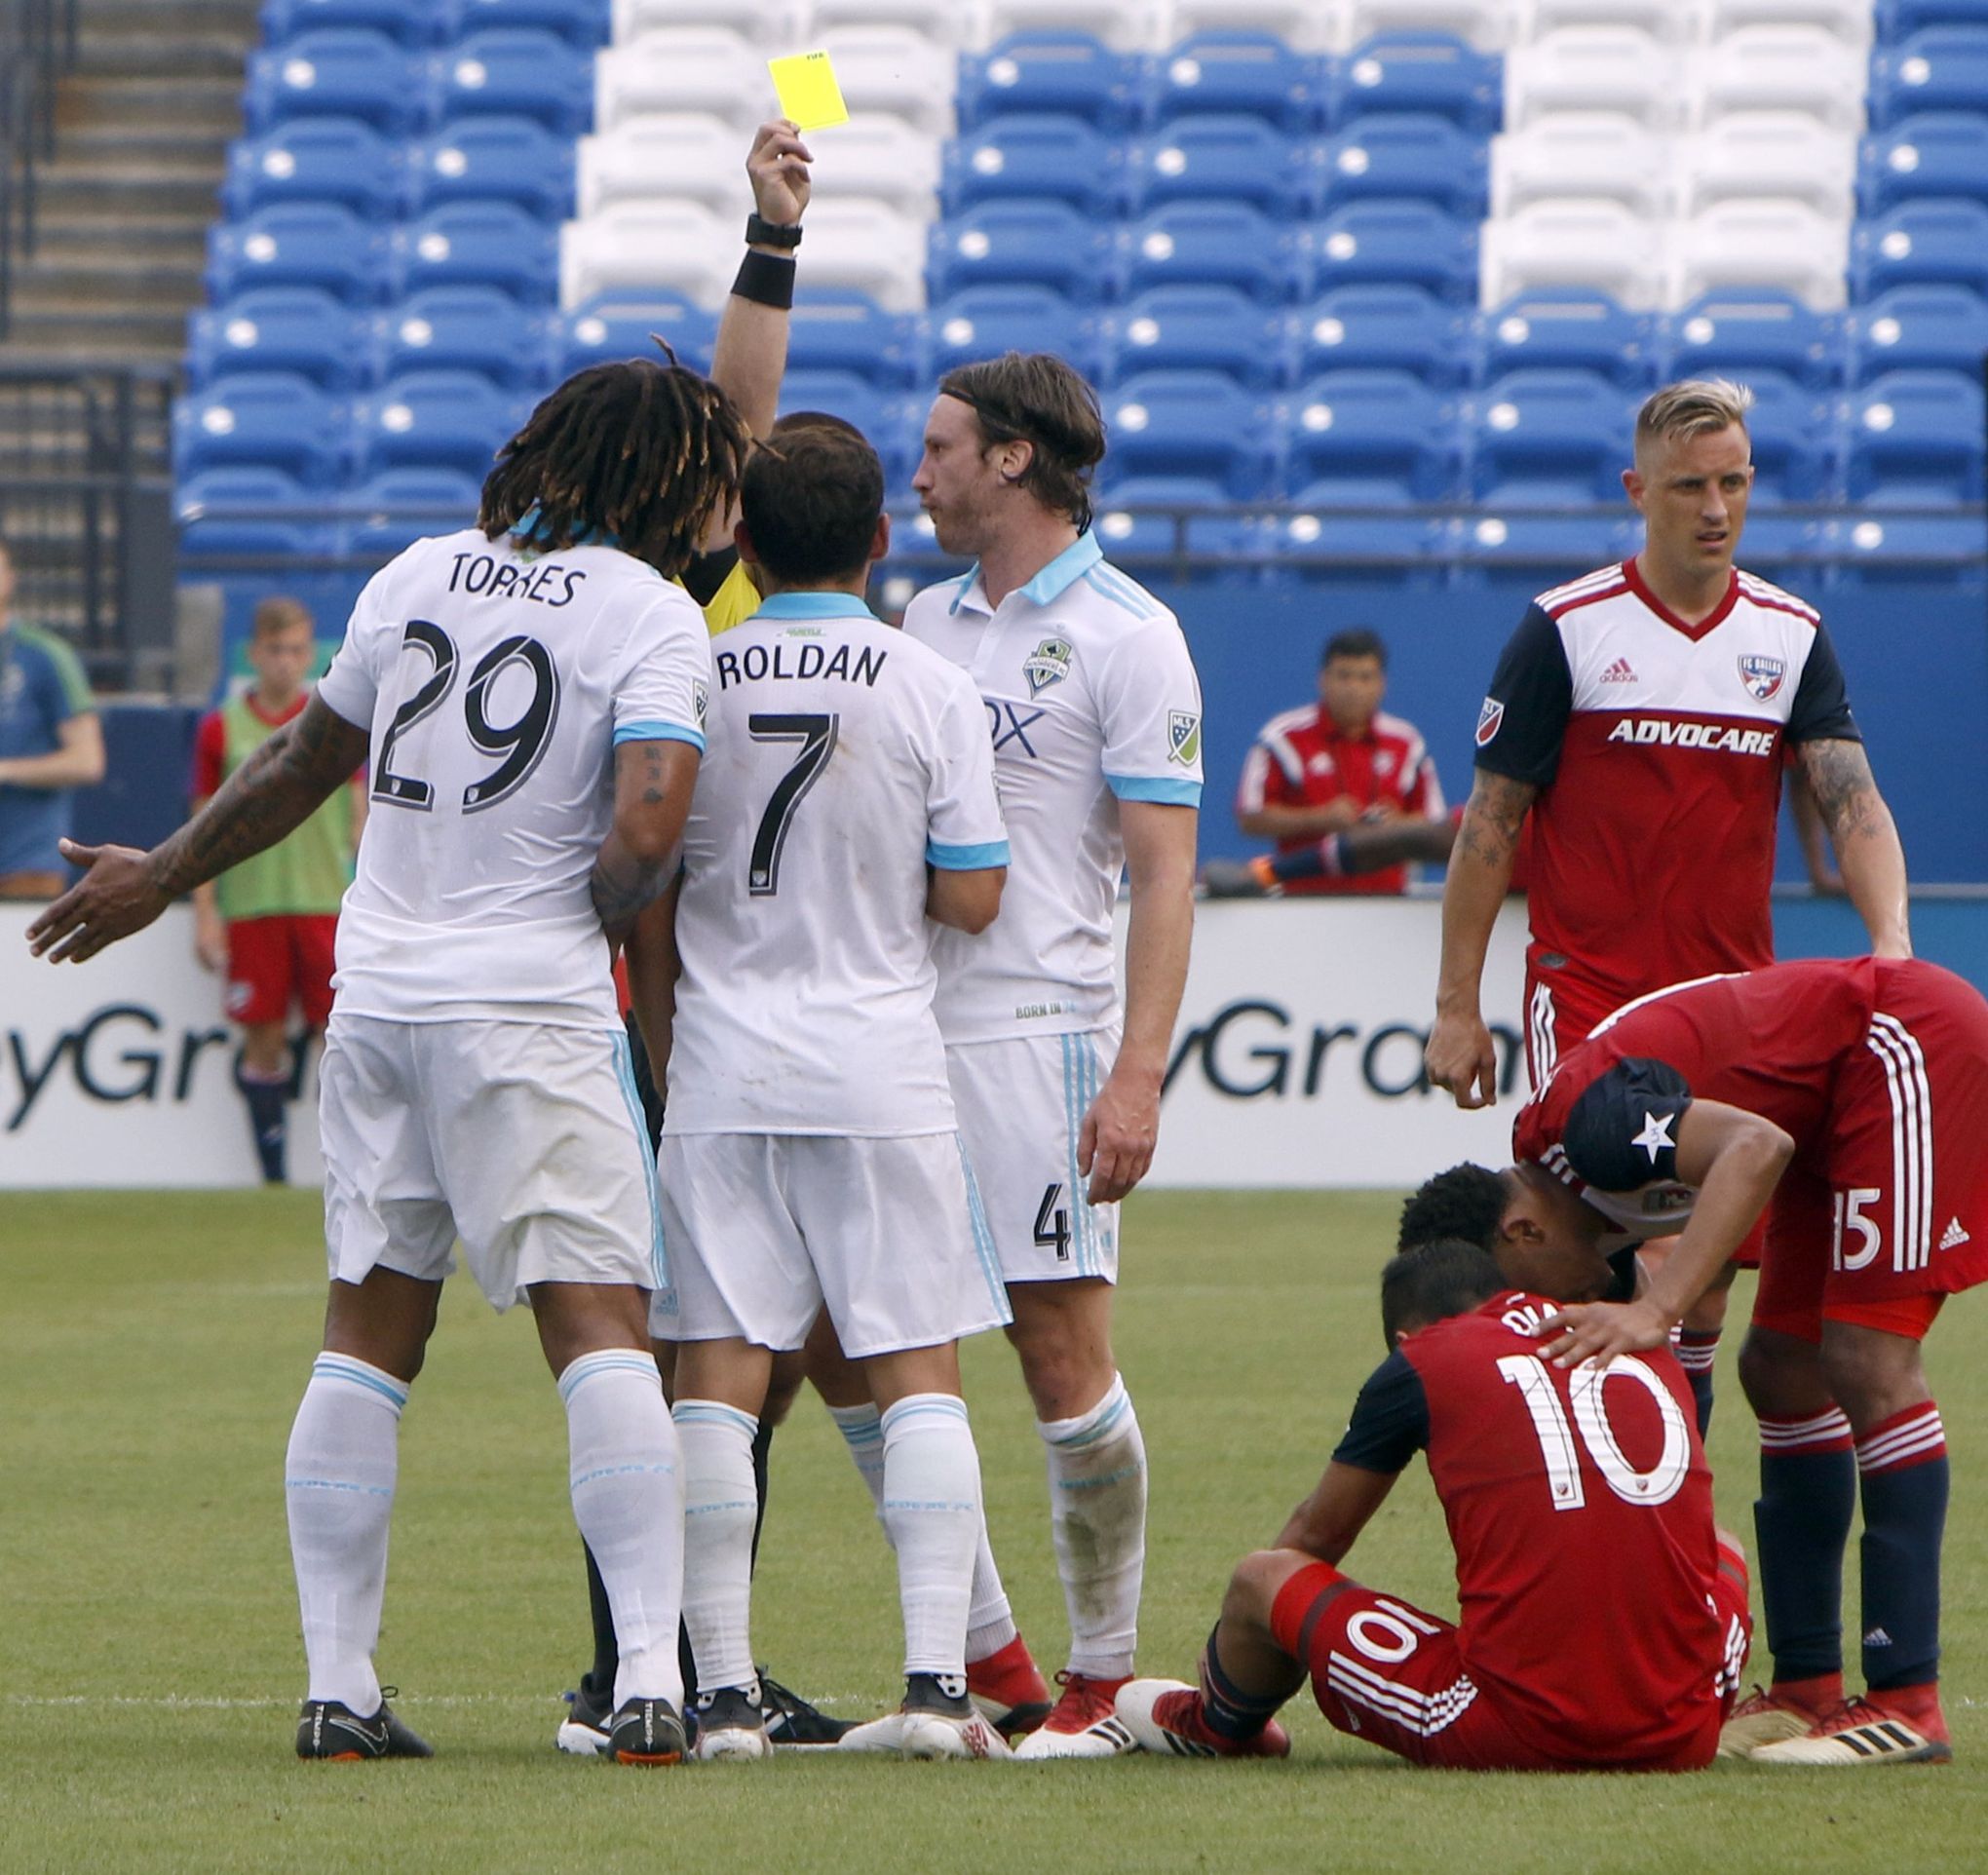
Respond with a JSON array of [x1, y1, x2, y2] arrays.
[[31, 350, 750, 1767]]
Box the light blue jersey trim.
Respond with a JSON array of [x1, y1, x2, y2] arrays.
[[945, 568, 980, 616], [1083, 564, 1159, 618], [1061, 1034, 1103, 1278], [1017, 530, 1103, 605], [1107, 773, 1202, 807], [957, 1138, 1013, 1324], [611, 1030, 669, 1294], [753, 591, 880, 622], [615, 720, 706, 751], [927, 837, 1011, 870]]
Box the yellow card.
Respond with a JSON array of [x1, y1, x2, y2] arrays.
[[768, 50, 849, 131]]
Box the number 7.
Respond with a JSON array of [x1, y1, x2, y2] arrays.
[[746, 712, 838, 896]]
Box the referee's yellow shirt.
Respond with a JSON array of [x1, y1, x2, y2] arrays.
[[694, 558, 759, 634]]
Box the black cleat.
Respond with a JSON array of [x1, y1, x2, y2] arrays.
[[1198, 859, 1277, 899], [607, 1697, 687, 1766], [556, 1679, 613, 1756], [296, 1691, 434, 1761], [759, 1671, 855, 1746]]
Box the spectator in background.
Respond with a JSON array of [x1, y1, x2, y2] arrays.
[[1224, 629, 1445, 896], [190, 596, 363, 1183], [0, 536, 105, 899]]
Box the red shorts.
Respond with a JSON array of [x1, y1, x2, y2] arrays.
[[1269, 1547, 1750, 1773], [225, 914, 337, 1028]]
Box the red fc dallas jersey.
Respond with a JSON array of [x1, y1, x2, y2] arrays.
[[1333, 1291, 1731, 1763], [1472, 560, 1858, 1010]]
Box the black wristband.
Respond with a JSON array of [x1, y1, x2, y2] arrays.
[[745, 211, 803, 250], [732, 249, 796, 309]]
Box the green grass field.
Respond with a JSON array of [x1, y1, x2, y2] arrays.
[[7, 1188, 1988, 1874]]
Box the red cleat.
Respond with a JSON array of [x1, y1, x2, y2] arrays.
[[967, 1633, 1053, 1738], [1115, 1680, 1291, 1760], [1012, 1670, 1136, 1759], [1751, 1688, 1952, 1767]]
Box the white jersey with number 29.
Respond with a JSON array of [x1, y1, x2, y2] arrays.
[[316, 527, 711, 1028], [666, 592, 1010, 1138]]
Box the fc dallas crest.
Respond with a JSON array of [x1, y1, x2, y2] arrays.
[[1738, 654, 1786, 703]]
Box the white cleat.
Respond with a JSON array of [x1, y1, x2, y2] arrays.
[[691, 1686, 774, 1763], [838, 1710, 911, 1754], [900, 1710, 1014, 1760], [1012, 1672, 1138, 1759], [1751, 1701, 1952, 1767]]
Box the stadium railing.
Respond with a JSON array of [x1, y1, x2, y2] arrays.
[[0, 0, 77, 340]]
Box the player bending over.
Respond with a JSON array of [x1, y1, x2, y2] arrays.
[[1117, 1239, 1750, 1770]]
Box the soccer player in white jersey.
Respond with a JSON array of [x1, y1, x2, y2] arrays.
[[903, 353, 1204, 1757], [631, 414, 1014, 1761], [28, 360, 750, 1767]]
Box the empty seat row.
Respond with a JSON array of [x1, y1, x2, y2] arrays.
[[261, 0, 607, 45], [210, 204, 561, 307]]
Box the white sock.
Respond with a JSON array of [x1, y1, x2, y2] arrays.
[[1040, 1373, 1146, 1680], [673, 1398, 761, 1698], [286, 1353, 405, 1714], [832, 1398, 1016, 1665], [880, 1394, 982, 1680], [559, 1350, 684, 1711]]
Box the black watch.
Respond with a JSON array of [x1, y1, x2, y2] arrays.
[[746, 212, 803, 250]]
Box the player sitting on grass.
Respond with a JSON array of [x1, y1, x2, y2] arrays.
[[1116, 1239, 1751, 1770]]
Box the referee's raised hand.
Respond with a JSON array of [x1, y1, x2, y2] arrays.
[[747, 119, 812, 227]]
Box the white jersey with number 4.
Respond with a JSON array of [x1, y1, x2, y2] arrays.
[[666, 592, 1009, 1138], [902, 531, 1204, 1045], [316, 527, 710, 1029]]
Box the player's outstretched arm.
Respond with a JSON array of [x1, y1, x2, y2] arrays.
[[1427, 769, 1535, 1109], [1798, 737, 1910, 958], [1274, 1462, 1396, 1566], [589, 737, 700, 945], [27, 697, 367, 964]]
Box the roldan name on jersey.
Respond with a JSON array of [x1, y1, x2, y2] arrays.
[[714, 640, 889, 691], [1604, 717, 1778, 756]]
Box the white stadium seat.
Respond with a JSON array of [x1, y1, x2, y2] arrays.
[[1505, 28, 1689, 131], [612, 0, 809, 42], [1160, 0, 1350, 52], [1490, 112, 1672, 220], [1690, 25, 1867, 132], [784, 197, 926, 310], [982, 0, 1166, 51], [1343, 0, 1514, 49], [577, 115, 749, 218], [595, 29, 769, 133], [805, 112, 940, 217], [807, 0, 985, 48], [816, 25, 956, 135], [1672, 110, 1856, 217], [560, 201, 736, 308], [1700, 0, 1872, 49], [1518, 0, 1701, 41], [1480, 198, 1669, 310], [1666, 199, 1851, 310]]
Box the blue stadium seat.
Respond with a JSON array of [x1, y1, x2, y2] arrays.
[[957, 33, 1144, 132], [774, 372, 912, 477], [1102, 372, 1281, 498], [440, 0, 611, 47], [206, 205, 392, 306], [178, 467, 343, 561], [390, 204, 559, 304], [1847, 369, 1988, 503], [1119, 204, 1303, 304], [1309, 201, 1478, 303], [1149, 33, 1317, 133], [1861, 113, 1988, 212], [1822, 513, 1988, 583], [1101, 287, 1288, 388], [376, 287, 552, 387], [928, 203, 1115, 304], [223, 120, 404, 220], [343, 468, 485, 557], [430, 30, 595, 134], [1662, 290, 1843, 391], [1297, 285, 1470, 386], [1286, 369, 1459, 502], [261, 0, 447, 48], [1319, 114, 1488, 215], [926, 286, 1102, 380], [1852, 201, 1988, 297], [1447, 513, 1641, 572], [1732, 371, 1838, 505], [1323, 33, 1502, 134], [405, 117, 576, 220], [1847, 284, 1988, 380], [556, 297, 718, 378], [189, 288, 375, 391], [1880, 3, 1988, 36], [1264, 510, 1446, 569], [1871, 28, 1988, 128], [942, 116, 1124, 217], [1091, 499, 1255, 569], [352, 370, 530, 480], [245, 29, 431, 134], [1125, 116, 1309, 216], [175, 373, 347, 486], [1727, 511, 1822, 570], [1474, 290, 1658, 390], [787, 294, 921, 389], [1467, 370, 1633, 506]]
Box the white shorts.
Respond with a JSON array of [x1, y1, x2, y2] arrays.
[[650, 1130, 1012, 1358], [319, 1014, 665, 1314], [945, 1027, 1121, 1285]]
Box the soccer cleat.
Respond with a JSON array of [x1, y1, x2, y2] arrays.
[[692, 1684, 773, 1763], [555, 1681, 613, 1757], [1198, 858, 1279, 900], [296, 1692, 434, 1761], [1011, 1670, 1137, 1760], [838, 1672, 1013, 1760], [1751, 1695, 1952, 1767], [606, 1697, 687, 1767], [1717, 1681, 1832, 1759], [759, 1671, 855, 1747], [967, 1633, 1053, 1738], [1115, 1679, 1291, 1760]]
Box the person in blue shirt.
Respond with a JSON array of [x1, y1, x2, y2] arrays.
[[0, 538, 105, 899]]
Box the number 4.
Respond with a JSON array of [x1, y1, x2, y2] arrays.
[[1033, 1183, 1072, 1262]]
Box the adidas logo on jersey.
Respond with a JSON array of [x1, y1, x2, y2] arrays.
[[1940, 1217, 1971, 1250], [1601, 657, 1637, 683]]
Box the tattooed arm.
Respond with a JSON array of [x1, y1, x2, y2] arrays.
[[1426, 768, 1537, 1110], [590, 737, 701, 944], [28, 697, 369, 964], [1797, 737, 1910, 958]]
